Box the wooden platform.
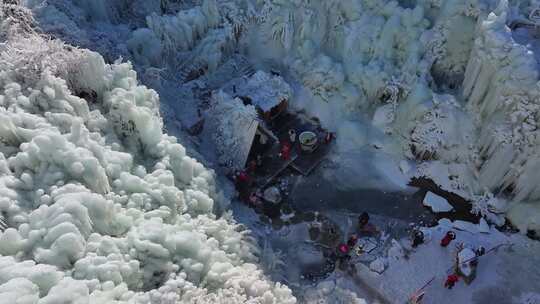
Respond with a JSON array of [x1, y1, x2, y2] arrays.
[[248, 111, 332, 187], [260, 155, 298, 188], [273, 112, 332, 176], [291, 142, 331, 176], [254, 145, 298, 187]]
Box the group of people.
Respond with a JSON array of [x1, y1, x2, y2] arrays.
[[233, 168, 266, 209], [234, 128, 336, 202], [333, 212, 379, 270], [410, 226, 485, 291], [405, 227, 492, 304]]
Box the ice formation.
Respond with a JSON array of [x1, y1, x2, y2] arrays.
[[0, 7, 295, 303], [6, 0, 540, 301], [462, 1, 540, 233]]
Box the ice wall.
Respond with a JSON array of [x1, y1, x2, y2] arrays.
[[0, 9, 296, 303], [245, 0, 430, 117], [233, 0, 494, 161], [463, 0, 540, 232], [248, 0, 540, 233]]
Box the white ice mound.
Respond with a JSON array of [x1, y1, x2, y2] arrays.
[[423, 192, 454, 213], [457, 248, 476, 277], [0, 15, 295, 304]]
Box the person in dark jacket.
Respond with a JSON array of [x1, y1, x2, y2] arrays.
[[412, 230, 425, 248], [475, 246, 486, 257], [358, 212, 378, 236], [347, 234, 358, 248], [235, 171, 252, 202], [358, 212, 370, 228]]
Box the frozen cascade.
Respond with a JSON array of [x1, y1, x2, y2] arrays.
[[463, 0, 540, 232]]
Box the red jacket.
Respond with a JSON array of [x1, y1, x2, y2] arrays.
[[236, 171, 250, 184], [445, 274, 459, 285], [338, 244, 350, 254], [440, 235, 452, 247], [440, 232, 455, 247], [280, 142, 291, 160]]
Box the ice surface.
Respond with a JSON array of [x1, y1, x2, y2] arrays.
[[303, 280, 367, 304], [423, 191, 454, 213], [348, 222, 540, 304], [369, 257, 388, 274]]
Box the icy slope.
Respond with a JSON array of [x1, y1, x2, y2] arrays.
[[0, 6, 295, 304]]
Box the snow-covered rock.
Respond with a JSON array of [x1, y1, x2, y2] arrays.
[[209, 91, 259, 170], [399, 160, 412, 174], [438, 218, 492, 235], [423, 192, 454, 213], [369, 257, 388, 274], [233, 71, 292, 112], [457, 247, 476, 277], [478, 218, 490, 234], [453, 220, 481, 234]]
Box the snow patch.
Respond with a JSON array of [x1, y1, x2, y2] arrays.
[[423, 192, 454, 213]]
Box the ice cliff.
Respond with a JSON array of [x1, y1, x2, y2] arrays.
[[0, 4, 295, 303], [463, 0, 540, 233]]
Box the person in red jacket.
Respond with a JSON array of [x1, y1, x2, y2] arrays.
[[336, 243, 351, 270], [280, 141, 291, 160], [440, 231, 456, 247], [235, 171, 251, 202], [444, 274, 459, 289]]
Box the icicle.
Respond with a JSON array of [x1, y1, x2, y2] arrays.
[[463, 55, 482, 100]]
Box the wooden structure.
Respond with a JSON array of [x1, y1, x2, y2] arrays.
[[259, 99, 288, 122]]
